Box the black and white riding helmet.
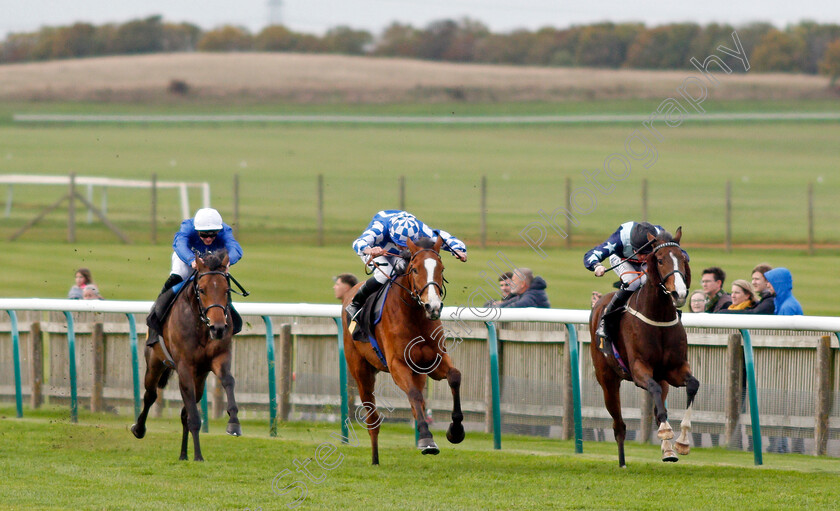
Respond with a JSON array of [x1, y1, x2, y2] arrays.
[[630, 222, 660, 253]]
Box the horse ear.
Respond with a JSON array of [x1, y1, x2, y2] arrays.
[[433, 236, 443, 253], [406, 237, 418, 253], [674, 226, 682, 244], [195, 257, 206, 270], [222, 252, 230, 267]]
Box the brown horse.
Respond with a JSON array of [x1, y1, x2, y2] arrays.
[[131, 249, 241, 461], [590, 227, 699, 467], [342, 236, 465, 465]]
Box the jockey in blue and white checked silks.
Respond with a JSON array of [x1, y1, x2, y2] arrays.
[[345, 210, 467, 323]]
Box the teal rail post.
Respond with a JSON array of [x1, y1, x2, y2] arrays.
[[62, 312, 78, 423], [201, 385, 209, 433], [564, 323, 583, 454], [333, 317, 349, 443], [7, 310, 23, 418], [263, 316, 278, 437], [739, 329, 762, 466], [126, 313, 141, 420], [485, 321, 502, 450]]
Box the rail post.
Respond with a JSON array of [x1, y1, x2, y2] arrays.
[[564, 323, 583, 453], [126, 314, 141, 420], [6, 310, 23, 418], [262, 316, 278, 436], [62, 311, 78, 423], [739, 329, 762, 465], [485, 321, 502, 450]]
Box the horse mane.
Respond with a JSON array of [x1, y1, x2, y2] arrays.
[[199, 249, 228, 271], [414, 237, 436, 250]]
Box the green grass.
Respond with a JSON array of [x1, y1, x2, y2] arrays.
[[3, 241, 838, 315], [1, 406, 838, 510]]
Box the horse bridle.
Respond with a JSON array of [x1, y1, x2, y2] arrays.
[[652, 242, 687, 297], [394, 248, 448, 308], [193, 270, 250, 329]]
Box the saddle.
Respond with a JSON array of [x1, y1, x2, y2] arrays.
[[350, 281, 392, 368]]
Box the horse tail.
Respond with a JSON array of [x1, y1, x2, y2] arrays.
[[157, 367, 173, 389]]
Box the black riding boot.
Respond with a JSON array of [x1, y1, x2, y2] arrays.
[[596, 287, 633, 356], [345, 277, 385, 324], [146, 274, 183, 346]]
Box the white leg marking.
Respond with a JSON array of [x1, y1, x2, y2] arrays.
[[658, 421, 674, 440], [675, 404, 693, 455]]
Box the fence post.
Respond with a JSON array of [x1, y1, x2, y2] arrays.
[[68, 173, 76, 243], [317, 174, 324, 246], [480, 175, 487, 249], [62, 311, 78, 423], [807, 183, 814, 255], [563, 324, 583, 453], [30, 320, 43, 409], [332, 317, 349, 443], [725, 180, 732, 253], [485, 321, 502, 450], [6, 311, 23, 418], [91, 321, 104, 413], [278, 323, 293, 423], [814, 335, 832, 455], [561, 332, 573, 440], [724, 333, 743, 449], [213, 377, 224, 419], [151, 173, 157, 244], [739, 329, 762, 465], [126, 313, 140, 420], [263, 317, 279, 436]]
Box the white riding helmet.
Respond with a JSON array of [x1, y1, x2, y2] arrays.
[[193, 208, 223, 231]]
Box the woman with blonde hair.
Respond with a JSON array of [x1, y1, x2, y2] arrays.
[[727, 279, 757, 311]]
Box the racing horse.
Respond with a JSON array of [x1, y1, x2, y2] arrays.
[[131, 249, 241, 461], [342, 236, 465, 465], [590, 227, 700, 467]]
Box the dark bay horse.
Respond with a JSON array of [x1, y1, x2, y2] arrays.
[[131, 249, 241, 461], [342, 236, 465, 465], [590, 227, 700, 467]]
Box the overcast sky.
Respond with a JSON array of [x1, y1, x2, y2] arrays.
[[2, 0, 839, 37]]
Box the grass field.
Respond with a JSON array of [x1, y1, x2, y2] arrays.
[[1, 406, 838, 510]]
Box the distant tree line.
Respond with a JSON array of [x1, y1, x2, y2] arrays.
[[2, 16, 840, 80]]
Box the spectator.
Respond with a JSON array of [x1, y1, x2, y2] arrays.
[[498, 268, 550, 308], [688, 290, 706, 312], [485, 271, 519, 307], [701, 267, 732, 313], [333, 273, 358, 301], [720, 264, 775, 315], [590, 291, 602, 309], [726, 279, 756, 311], [83, 285, 104, 300], [764, 268, 803, 315], [68, 267, 93, 299]]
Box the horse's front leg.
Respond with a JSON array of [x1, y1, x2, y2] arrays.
[[669, 366, 700, 456], [430, 356, 464, 444], [391, 361, 437, 455], [212, 352, 241, 437], [177, 366, 204, 461]]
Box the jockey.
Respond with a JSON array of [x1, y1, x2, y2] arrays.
[[584, 221, 665, 356], [346, 210, 467, 323], [146, 208, 243, 344]]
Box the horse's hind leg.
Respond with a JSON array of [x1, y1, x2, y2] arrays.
[[352, 366, 382, 465], [131, 347, 167, 439], [391, 361, 437, 455], [212, 353, 241, 437], [430, 357, 464, 444], [596, 371, 627, 468]]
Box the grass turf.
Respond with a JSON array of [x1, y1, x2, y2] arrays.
[[1, 406, 838, 510]]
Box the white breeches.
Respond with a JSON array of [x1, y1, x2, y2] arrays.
[[608, 254, 647, 291], [362, 254, 404, 284], [170, 252, 192, 280]]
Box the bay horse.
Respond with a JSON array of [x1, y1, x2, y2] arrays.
[[342, 236, 465, 465], [590, 227, 700, 467], [131, 249, 241, 461]]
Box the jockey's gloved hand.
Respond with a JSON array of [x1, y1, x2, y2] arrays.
[[594, 265, 606, 277]]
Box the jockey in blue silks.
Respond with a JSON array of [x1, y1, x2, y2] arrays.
[[346, 210, 467, 323], [584, 221, 688, 356], [146, 208, 243, 344]]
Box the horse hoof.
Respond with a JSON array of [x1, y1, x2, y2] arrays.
[[675, 441, 690, 456], [418, 438, 439, 455], [130, 424, 145, 439], [179, 454, 188, 461], [194, 456, 204, 462], [226, 423, 242, 437], [446, 423, 465, 444], [662, 450, 678, 462]]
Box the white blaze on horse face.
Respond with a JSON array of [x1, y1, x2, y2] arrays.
[[424, 258, 442, 309], [670, 253, 687, 299]]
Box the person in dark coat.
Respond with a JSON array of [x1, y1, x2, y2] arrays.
[[498, 268, 550, 308], [720, 263, 775, 314]]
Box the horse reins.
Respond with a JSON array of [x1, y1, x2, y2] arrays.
[[367, 248, 448, 308]]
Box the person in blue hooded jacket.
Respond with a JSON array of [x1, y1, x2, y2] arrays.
[[764, 267, 803, 315], [498, 268, 550, 308]]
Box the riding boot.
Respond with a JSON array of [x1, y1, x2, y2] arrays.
[[596, 287, 634, 356], [345, 277, 385, 324], [146, 274, 183, 346]]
